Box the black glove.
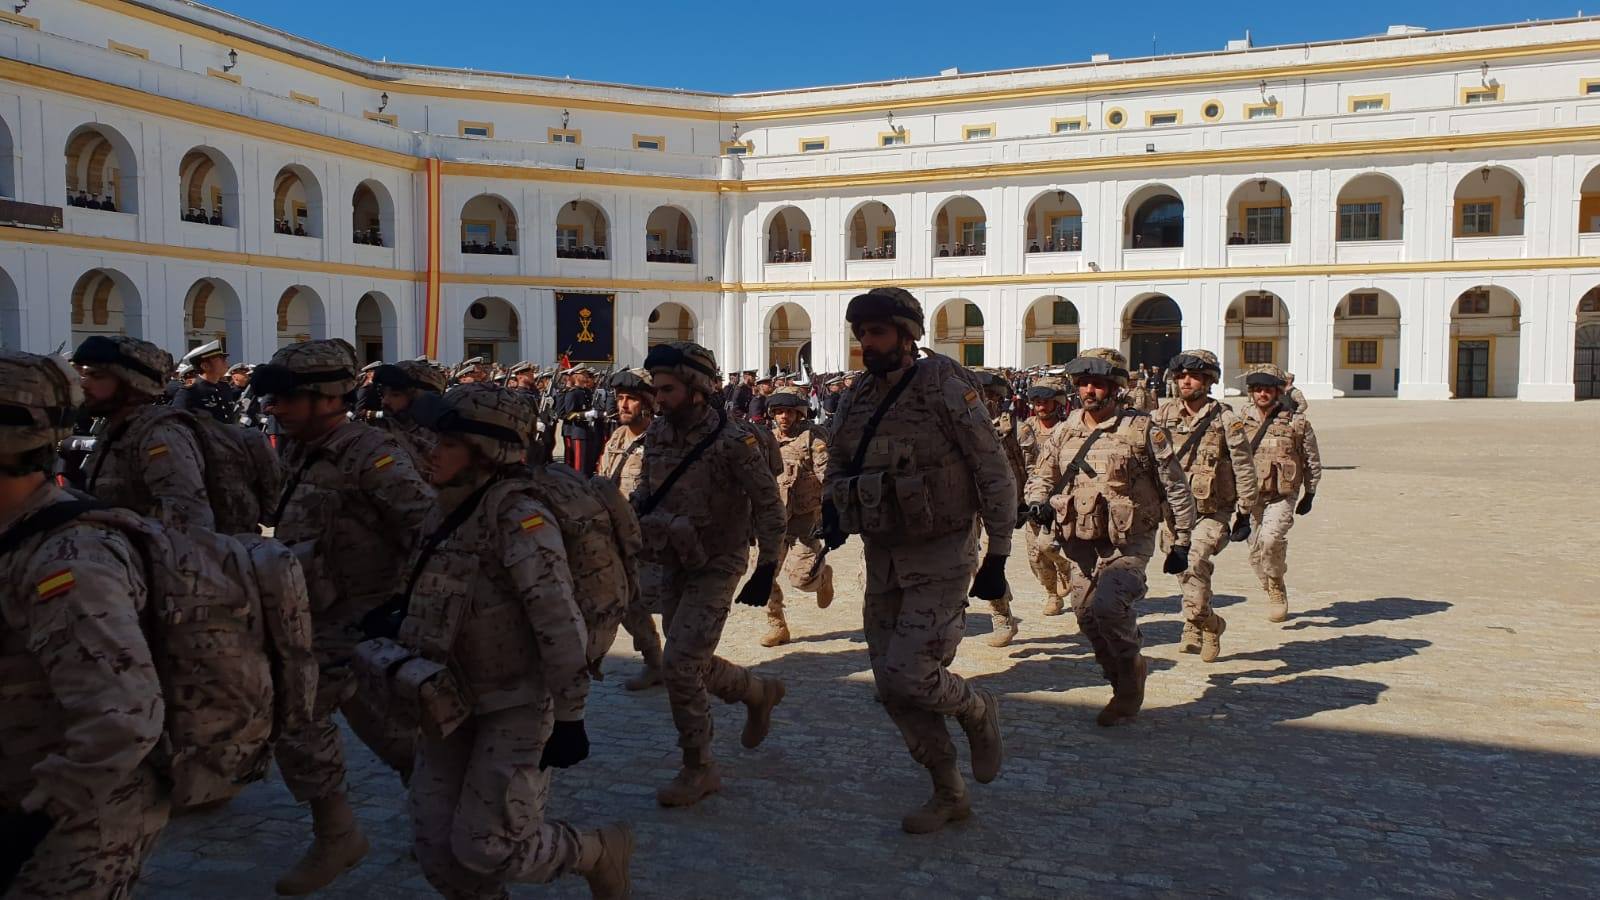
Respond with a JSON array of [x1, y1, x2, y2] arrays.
[[735, 562, 777, 607], [359, 595, 408, 641], [1014, 504, 1029, 530], [1163, 545, 1190, 575], [1027, 502, 1053, 527], [539, 720, 590, 770], [1295, 492, 1314, 515], [817, 500, 847, 551], [1229, 512, 1251, 543], [0, 810, 54, 894], [968, 553, 1009, 601]]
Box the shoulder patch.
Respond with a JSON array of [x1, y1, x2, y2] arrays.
[[1150, 428, 1168, 446], [963, 388, 978, 405], [373, 454, 396, 470], [742, 433, 758, 447], [36, 568, 76, 600], [147, 444, 169, 459], [517, 513, 546, 533], [1229, 420, 1247, 437]]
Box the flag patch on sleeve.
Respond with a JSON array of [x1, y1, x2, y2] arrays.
[[373, 454, 395, 470], [742, 434, 758, 447], [147, 444, 169, 459], [963, 389, 978, 405], [36, 569, 75, 600], [519, 514, 546, 532]]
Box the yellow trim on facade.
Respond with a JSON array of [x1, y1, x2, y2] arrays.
[[1340, 337, 1384, 369], [798, 137, 830, 152], [962, 123, 996, 141], [1348, 93, 1391, 112], [290, 90, 319, 106], [458, 120, 495, 138], [1146, 109, 1182, 126], [1454, 196, 1501, 236], [364, 110, 398, 126], [1051, 116, 1087, 133], [1200, 99, 1224, 122], [107, 40, 150, 60], [206, 67, 241, 85], [1583, 78, 1600, 96], [1244, 101, 1282, 119], [437, 160, 716, 192], [0, 10, 38, 28], [548, 128, 582, 145], [1460, 84, 1505, 104], [633, 134, 666, 151], [1105, 107, 1128, 129]]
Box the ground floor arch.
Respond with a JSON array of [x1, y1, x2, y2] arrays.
[[276, 285, 326, 348], [1574, 286, 1600, 399], [1332, 289, 1402, 397], [0, 266, 20, 347], [766, 302, 812, 372], [930, 298, 985, 365], [464, 296, 519, 363], [71, 268, 143, 346], [182, 277, 243, 353], [647, 301, 697, 348], [354, 292, 398, 364], [1225, 290, 1290, 374], [1122, 294, 1181, 371], [1449, 285, 1521, 398], [1022, 294, 1080, 367]]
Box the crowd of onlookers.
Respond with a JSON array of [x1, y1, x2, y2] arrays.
[[557, 244, 609, 260], [67, 191, 118, 211], [1027, 234, 1085, 253], [182, 206, 224, 225], [937, 242, 986, 257], [646, 248, 694, 263]]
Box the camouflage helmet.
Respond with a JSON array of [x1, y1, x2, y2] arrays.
[[643, 340, 719, 396], [372, 359, 448, 394], [0, 350, 82, 455], [254, 338, 360, 398], [1244, 363, 1289, 388], [70, 335, 173, 397], [1065, 348, 1130, 387], [607, 367, 654, 400], [766, 385, 810, 410], [845, 286, 925, 340], [1025, 375, 1070, 401], [420, 383, 532, 465], [1168, 348, 1222, 380], [975, 370, 1012, 399]]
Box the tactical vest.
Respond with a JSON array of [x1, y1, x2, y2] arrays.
[[518, 465, 634, 665], [775, 423, 823, 516], [1252, 415, 1305, 500], [636, 413, 758, 569], [993, 414, 1026, 506], [1155, 402, 1236, 515], [1047, 414, 1165, 545]]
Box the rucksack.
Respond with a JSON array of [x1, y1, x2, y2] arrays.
[[0, 499, 316, 810], [188, 415, 283, 534]]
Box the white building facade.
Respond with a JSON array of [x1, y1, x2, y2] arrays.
[[3, 1, 1600, 400]]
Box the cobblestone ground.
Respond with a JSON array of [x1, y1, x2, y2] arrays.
[[142, 399, 1600, 899]]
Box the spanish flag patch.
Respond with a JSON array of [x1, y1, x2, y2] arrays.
[[147, 444, 169, 459], [963, 389, 979, 405], [36, 569, 75, 600], [373, 454, 395, 470], [519, 514, 546, 532], [742, 434, 758, 447]]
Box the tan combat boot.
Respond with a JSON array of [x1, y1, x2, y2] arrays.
[[576, 823, 635, 900], [275, 793, 370, 895], [1095, 655, 1148, 727], [741, 676, 786, 748], [1042, 593, 1065, 617], [901, 761, 972, 834], [1265, 579, 1289, 623], [623, 645, 663, 691], [958, 689, 1003, 784], [760, 617, 791, 648], [1178, 620, 1202, 654], [1200, 613, 1227, 663], [657, 747, 721, 808], [986, 613, 1018, 648], [815, 565, 834, 609]]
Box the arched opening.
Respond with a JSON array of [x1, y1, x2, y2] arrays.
[[463, 297, 519, 362], [1225, 291, 1290, 376], [69, 268, 142, 345], [1579, 166, 1600, 234], [1336, 173, 1404, 242], [354, 292, 397, 364], [847, 201, 897, 260], [766, 303, 812, 370], [272, 164, 322, 237], [351, 180, 393, 246], [1226, 178, 1292, 245], [1025, 190, 1084, 253], [1449, 285, 1521, 398], [1125, 185, 1183, 249], [766, 207, 812, 263], [64, 124, 137, 212], [1333, 289, 1402, 397], [1122, 294, 1182, 370], [0, 266, 20, 347], [931, 299, 984, 365], [645, 206, 695, 263], [0, 115, 15, 199], [646, 301, 696, 347], [1571, 287, 1600, 399], [276, 285, 326, 348], [178, 146, 238, 227], [460, 194, 518, 255], [1451, 166, 1526, 237], [1022, 295, 1080, 366], [182, 277, 242, 353], [932, 196, 986, 257], [555, 199, 608, 259]]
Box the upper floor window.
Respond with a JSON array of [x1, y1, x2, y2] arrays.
[[633, 134, 665, 151], [1349, 95, 1389, 113], [548, 128, 581, 145], [1147, 111, 1180, 127], [1338, 201, 1384, 241], [962, 124, 994, 141], [459, 121, 494, 139], [1051, 117, 1085, 134], [1459, 201, 1496, 236], [1457, 290, 1491, 315], [880, 130, 908, 147], [1346, 293, 1380, 316], [799, 138, 828, 153], [1244, 294, 1276, 319], [1246, 102, 1280, 120], [1461, 86, 1502, 105], [1584, 79, 1600, 96], [721, 141, 751, 156]]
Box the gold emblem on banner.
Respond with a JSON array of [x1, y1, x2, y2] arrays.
[[577, 307, 595, 343]]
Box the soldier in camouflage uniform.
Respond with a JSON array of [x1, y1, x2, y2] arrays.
[[598, 369, 664, 691], [1284, 372, 1309, 416], [370, 359, 448, 478], [1240, 364, 1323, 623], [396, 384, 632, 900], [1153, 350, 1259, 662], [0, 351, 169, 899], [1023, 348, 1195, 727], [1017, 376, 1073, 617], [257, 339, 436, 895], [635, 342, 787, 809], [975, 371, 1022, 647], [822, 288, 1010, 834], [69, 336, 214, 531], [759, 386, 834, 648]]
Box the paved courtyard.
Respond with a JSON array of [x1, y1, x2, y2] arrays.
[[141, 399, 1600, 899]]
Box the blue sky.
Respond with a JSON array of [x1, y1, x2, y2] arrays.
[[207, 1, 1587, 93]]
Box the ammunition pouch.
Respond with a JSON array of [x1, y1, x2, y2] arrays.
[[351, 637, 470, 740]]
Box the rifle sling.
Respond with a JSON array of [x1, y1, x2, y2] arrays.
[[844, 363, 919, 479], [638, 407, 726, 517]]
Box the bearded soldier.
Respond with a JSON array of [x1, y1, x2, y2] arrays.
[[759, 385, 834, 648], [1240, 364, 1322, 623]]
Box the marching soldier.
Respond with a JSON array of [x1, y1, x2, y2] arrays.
[[557, 365, 602, 476], [256, 339, 435, 895], [821, 288, 1011, 834], [1240, 364, 1322, 623], [453, 357, 488, 385], [172, 339, 237, 422], [1023, 348, 1195, 727], [1153, 350, 1259, 662], [1017, 376, 1073, 617], [69, 336, 214, 531], [759, 385, 835, 648], [976, 371, 1022, 647], [1284, 372, 1310, 415], [0, 351, 169, 899], [635, 342, 787, 809], [369, 359, 448, 477], [598, 369, 665, 691], [390, 384, 632, 899]]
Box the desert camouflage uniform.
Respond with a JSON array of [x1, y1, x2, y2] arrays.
[[0, 481, 169, 899], [371, 412, 437, 480], [764, 418, 833, 638], [1018, 414, 1072, 611], [1241, 402, 1322, 607], [82, 404, 214, 531], [600, 424, 663, 671]]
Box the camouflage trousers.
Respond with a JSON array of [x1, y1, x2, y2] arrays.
[[653, 562, 755, 751], [9, 764, 168, 900], [767, 514, 829, 627], [1025, 521, 1072, 600], [1061, 530, 1156, 678], [276, 663, 416, 802], [619, 565, 663, 670], [409, 698, 582, 900], [1249, 497, 1296, 584], [862, 552, 983, 769], [1161, 511, 1231, 624]]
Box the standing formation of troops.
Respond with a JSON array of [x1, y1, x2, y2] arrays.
[[0, 285, 1322, 899]]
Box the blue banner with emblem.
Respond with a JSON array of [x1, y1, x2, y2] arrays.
[[554, 293, 615, 363]]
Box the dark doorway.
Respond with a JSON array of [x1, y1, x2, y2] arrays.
[[1126, 295, 1182, 370], [1575, 324, 1600, 400], [1454, 340, 1491, 398]]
